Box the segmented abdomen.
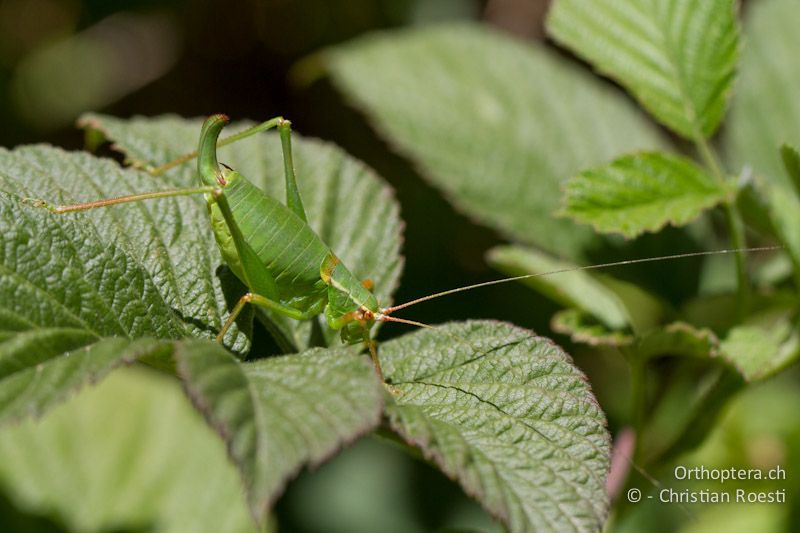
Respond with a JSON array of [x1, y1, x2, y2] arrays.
[[213, 172, 330, 299]]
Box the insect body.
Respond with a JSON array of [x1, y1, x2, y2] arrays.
[[31, 114, 393, 378], [197, 116, 379, 344]]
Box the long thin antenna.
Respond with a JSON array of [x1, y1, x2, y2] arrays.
[[376, 315, 435, 329], [380, 246, 783, 315]]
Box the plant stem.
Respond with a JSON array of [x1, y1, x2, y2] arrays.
[[696, 135, 750, 316], [696, 135, 724, 180], [724, 203, 751, 316], [627, 349, 646, 440]]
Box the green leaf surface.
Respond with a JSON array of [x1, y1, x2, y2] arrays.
[[0, 150, 195, 422], [720, 313, 799, 382], [1, 143, 247, 350], [325, 24, 668, 260], [547, 0, 739, 139], [551, 309, 634, 347], [175, 340, 384, 523], [80, 113, 403, 351], [380, 321, 610, 532], [724, 0, 800, 187], [560, 152, 729, 238], [757, 178, 800, 282], [681, 291, 798, 334], [0, 336, 171, 425], [639, 366, 743, 464], [0, 367, 258, 533], [488, 245, 631, 329], [636, 322, 720, 361], [781, 144, 800, 198]]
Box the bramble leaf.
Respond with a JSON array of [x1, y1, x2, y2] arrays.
[[551, 309, 634, 347], [0, 334, 171, 425], [757, 179, 800, 282], [781, 144, 800, 198], [560, 152, 730, 238], [175, 340, 384, 523], [724, 0, 800, 187], [1, 141, 245, 350], [547, 0, 739, 139], [325, 25, 667, 260], [380, 321, 610, 533], [0, 156, 191, 423], [80, 114, 404, 351], [0, 368, 259, 533], [636, 322, 720, 361], [721, 313, 800, 382]]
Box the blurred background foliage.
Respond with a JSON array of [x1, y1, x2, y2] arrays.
[[0, 0, 798, 531]]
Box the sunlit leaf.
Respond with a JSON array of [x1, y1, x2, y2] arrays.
[[325, 25, 668, 260], [636, 322, 720, 361], [175, 340, 384, 523], [757, 178, 800, 282], [560, 152, 730, 238], [381, 321, 610, 532], [551, 309, 634, 347], [547, 0, 739, 139], [721, 313, 799, 381], [0, 368, 259, 533], [781, 144, 800, 198], [724, 0, 800, 186], [0, 151, 191, 423]]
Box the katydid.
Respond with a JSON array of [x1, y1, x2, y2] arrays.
[[26, 114, 782, 383], [28, 114, 413, 380]]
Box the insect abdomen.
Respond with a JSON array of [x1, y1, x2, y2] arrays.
[[212, 173, 330, 298]]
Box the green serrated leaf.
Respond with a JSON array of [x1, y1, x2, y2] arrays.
[[0, 367, 259, 533], [380, 321, 610, 533], [0, 161, 189, 423], [724, 0, 800, 186], [781, 144, 800, 199], [175, 340, 384, 523], [547, 0, 739, 139], [551, 309, 634, 347], [0, 336, 171, 425], [681, 291, 798, 333], [0, 141, 246, 345], [720, 313, 799, 382], [636, 322, 720, 361], [80, 113, 404, 351], [561, 152, 729, 238], [325, 24, 668, 260], [756, 178, 800, 282]]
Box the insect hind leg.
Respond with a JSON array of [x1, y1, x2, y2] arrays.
[[216, 292, 322, 343], [149, 116, 286, 176]]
